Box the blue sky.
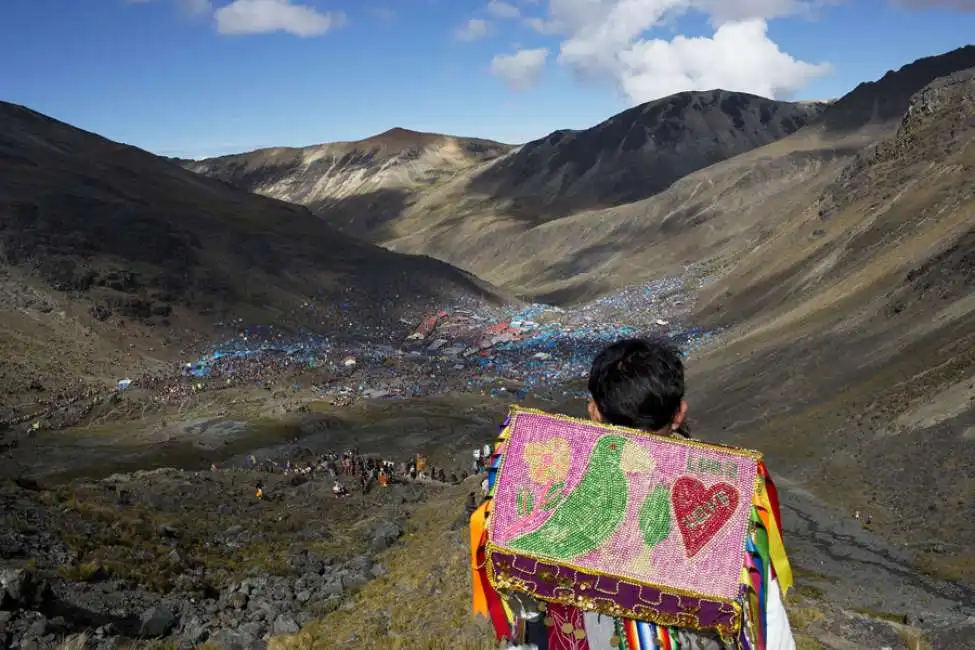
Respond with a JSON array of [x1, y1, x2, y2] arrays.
[[1, 0, 973, 158]]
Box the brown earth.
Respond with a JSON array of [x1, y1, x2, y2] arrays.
[[186, 92, 823, 246], [0, 103, 507, 424], [688, 66, 975, 586], [2, 45, 975, 650], [182, 47, 975, 587], [184, 128, 512, 241]]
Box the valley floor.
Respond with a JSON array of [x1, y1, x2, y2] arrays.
[[3, 267, 974, 649]]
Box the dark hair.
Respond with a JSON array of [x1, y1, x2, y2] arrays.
[[588, 338, 685, 433]]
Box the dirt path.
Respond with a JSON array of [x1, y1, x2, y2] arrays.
[[778, 479, 975, 631]]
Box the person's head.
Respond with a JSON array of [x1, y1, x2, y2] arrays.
[[587, 338, 687, 435]]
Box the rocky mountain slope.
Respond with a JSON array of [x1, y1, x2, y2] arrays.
[[185, 128, 512, 240], [187, 48, 975, 310], [187, 93, 823, 241], [187, 45, 975, 591], [688, 65, 975, 588], [0, 103, 505, 422], [467, 90, 825, 219]]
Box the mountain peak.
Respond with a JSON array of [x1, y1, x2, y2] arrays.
[[468, 90, 824, 218], [375, 126, 425, 138], [824, 44, 975, 132], [361, 126, 442, 147]]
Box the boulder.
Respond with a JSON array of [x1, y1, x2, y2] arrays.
[[369, 520, 403, 552], [139, 605, 177, 638], [272, 614, 300, 635]]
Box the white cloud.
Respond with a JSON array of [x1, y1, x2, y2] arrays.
[[513, 0, 833, 103], [215, 0, 346, 37], [524, 16, 561, 33], [616, 19, 832, 101], [488, 0, 522, 18], [454, 18, 491, 41], [490, 47, 549, 90]]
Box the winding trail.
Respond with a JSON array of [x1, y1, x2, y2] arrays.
[[778, 478, 975, 632]]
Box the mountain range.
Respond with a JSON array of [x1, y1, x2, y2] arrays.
[[1, 44, 974, 591], [186, 45, 975, 579], [0, 102, 503, 421]]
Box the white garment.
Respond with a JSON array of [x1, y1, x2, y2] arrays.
[[767, 568, 796, 650], [582, 612, 616, 648]]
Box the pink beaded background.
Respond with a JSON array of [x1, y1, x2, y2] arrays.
[[490, 411, 759, 600]]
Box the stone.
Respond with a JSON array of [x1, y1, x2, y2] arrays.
[[320, 579, 344, 597], [21, 638, 45, 650], [245, 597, 277, 622], [0, 569, 28, 606], [341, 572, 369, 591], [95, 623, 115, 638], [272, 614, 300, 635], [139, 605, 177, 638], [0, 570, 50, 610], [23, 617, 48, 639], [346, 555, 374, 573], [209, 627, 261, 650], [157, 523, 181, 539], [295, 572, 320, 590], [180, 616, 210, 645], [368, 521, 403, 552], [296, 590, 312, 603]]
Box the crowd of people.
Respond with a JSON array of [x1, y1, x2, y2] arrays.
[[212, 446, 484, 501]]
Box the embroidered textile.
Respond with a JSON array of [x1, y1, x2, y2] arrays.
[[486, 408, 762, 638]]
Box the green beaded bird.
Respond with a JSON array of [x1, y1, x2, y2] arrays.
[[508, 434, 654, 560]]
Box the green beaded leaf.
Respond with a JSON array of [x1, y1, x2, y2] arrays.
[[639, 483, 672, 548], [516, 488, 535, 516]]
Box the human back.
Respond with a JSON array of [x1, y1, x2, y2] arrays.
[[472, 338, 796, 650]]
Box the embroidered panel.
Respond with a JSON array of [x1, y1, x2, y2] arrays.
[[486, 408, 761, 637]]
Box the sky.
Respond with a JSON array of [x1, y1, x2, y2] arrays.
[[1, 0, 974, 158]]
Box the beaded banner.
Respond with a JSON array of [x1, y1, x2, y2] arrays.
[[486, 408, 762, 638]]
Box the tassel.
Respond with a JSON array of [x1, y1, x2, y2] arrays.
[[755, 470, 793, 595], [470, 501, 490, 618]]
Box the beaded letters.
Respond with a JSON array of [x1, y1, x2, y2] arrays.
[[671, 477, 740, 558]]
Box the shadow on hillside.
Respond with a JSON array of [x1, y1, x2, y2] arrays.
[[531, 284, 602, 307], [822, 45, 975, 134], [41, 593, 142, 637], [466, 92, 827, 223], [309, 187, 412, 242], [528, 242, 622, 294], [464, 148, 684, 224]]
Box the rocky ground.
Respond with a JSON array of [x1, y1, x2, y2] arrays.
[[3, 394, 975, 650], [0, 458, 459, 650], [271, 478, 975, 650]]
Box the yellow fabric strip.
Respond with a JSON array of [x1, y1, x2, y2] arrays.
[[470, 501, 490, 618], [755, 481, 793, 594]]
